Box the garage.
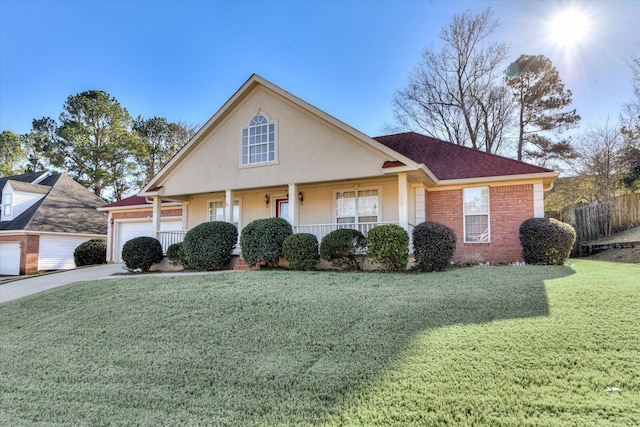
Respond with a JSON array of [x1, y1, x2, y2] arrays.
[[115, 220, 182, 262], [38, 235, 94, 271], [0, 242, 21, 276]]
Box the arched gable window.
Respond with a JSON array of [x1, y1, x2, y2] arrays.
[[241, 113, 277, 166]]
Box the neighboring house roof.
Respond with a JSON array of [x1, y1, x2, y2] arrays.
[[375, 132, 555, 181], [0, 173, 107, 234], [5, 180, 51, 194]]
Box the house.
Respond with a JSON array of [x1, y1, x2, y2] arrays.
[[0, 172, 107, 275], [104, 74, 558, 266]]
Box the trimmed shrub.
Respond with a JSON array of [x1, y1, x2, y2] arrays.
[[166, 242, 188, 268], [240, 217, 293, 268], [283, 233, 320, 271], [73, 238, 107, 267], [412, 221, 457, 272], [320, 228, 366, 270], [121, 236, 163, 272], [183, 222, 238, 270], [366, 224, 409, 271], [519, 217, 576, 265]]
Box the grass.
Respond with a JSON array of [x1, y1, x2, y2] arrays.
[[1, 260, 638, 426]]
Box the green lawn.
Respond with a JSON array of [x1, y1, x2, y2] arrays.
[[1, 260, 638, 426]]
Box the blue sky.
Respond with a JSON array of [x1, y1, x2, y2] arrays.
[[1, 0, 639, 139]]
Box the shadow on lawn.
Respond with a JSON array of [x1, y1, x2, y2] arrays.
[[206, 265, 576, 424]]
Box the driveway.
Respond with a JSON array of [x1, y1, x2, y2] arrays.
[[0, 264, 128, 303]]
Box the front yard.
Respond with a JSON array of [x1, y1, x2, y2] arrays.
[[1, 260, 638, 426]]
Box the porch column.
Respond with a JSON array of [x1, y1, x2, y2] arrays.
[[398, 173, 409, 231], [151, 195, 162, 238], [224, 189, 234, 223], [288, 183, 298, 228]]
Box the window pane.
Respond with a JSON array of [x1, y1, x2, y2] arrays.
[[336, 191, 356, 219], [357, 189, 378, 220], [464, 187, 489, 214], [465, 215, 489, 242]]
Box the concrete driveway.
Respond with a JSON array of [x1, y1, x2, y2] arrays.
[[0, 264, 128, 303]]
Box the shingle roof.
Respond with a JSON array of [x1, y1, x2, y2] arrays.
[[5, 180, 51, 194], [102, 195, 150, 208], [0, 173, 107, 234], [374, 132, 554, 181]]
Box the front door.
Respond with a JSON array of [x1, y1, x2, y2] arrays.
[[276, 198, 289, 223]]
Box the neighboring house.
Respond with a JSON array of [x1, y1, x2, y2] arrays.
[[0, 172, 107, 275], [98, 195, 184, 263], [105, 74, 558, 266]]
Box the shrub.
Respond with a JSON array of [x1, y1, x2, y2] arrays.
[[182, 222, 238, 270], [412, 221, 457, 272], [73, 239, 107, 267], [283, 233, 320, 271], [519, 217, 576, 265], [166, 242, 188, 268], [240, 218, 293, 268], [320, 228, 366, 270], [121, 236, 163, 272], [366, 224, 409, 271]]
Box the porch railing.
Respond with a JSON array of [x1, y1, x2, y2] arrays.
[[157, 221, 410, 254]]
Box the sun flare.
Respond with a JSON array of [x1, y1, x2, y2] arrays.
[[548, 7, 590, 48]]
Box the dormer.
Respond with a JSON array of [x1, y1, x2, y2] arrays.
[[0, 180, 51, 221]]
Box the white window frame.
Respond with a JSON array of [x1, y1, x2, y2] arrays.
[[463, 186, 490, 243], [240, 113, 278, 167], [2, 193, 12, 218], [208, 198, 242, 231], [333, 187, 382, 224]]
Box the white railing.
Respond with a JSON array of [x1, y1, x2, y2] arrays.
[[294, 221, 400, 244], [157, 230, 187, 253]]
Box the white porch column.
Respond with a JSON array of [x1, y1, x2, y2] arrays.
[[151, 196, 162, 238], [398, 173, 409, 231], [288, 183, 298, 227], [225, 189, 234, 223]]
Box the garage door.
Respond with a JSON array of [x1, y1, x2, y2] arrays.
[[115, 220, 182, 262], [0, 242, 21, 276], [39, 235, 93, 271]]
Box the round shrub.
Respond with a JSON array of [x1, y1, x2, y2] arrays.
[[73, 238, 106, 267], [283, 233, 320, 271], [519, 217, 576, 265], [320, 228, 366, 270], [366, 224, 409, 271], [240, 217, 293, 268], [412, 221, 457, 272], [121, 236, 163, 272], [166, 242, 188, 268], [182, 221, 238, 270]]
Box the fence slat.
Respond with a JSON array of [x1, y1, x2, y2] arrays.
[[573, 193, 640, 246]]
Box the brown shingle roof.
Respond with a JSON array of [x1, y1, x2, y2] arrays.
[[103, 195, 150, 208], [375, 132, 554, 181]]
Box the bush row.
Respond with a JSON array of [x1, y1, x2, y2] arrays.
[[114, 216, 576, 273]]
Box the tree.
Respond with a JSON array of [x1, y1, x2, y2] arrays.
[[0, 130, 26, 176], [393, 8, 513, 154], [132, 116, 194, 189], [620, 52, 640, 190], [20, 117, 57, 173], [506, 54, 581, 163], [47, 90, 136, 200]]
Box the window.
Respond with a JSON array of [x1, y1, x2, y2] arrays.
[[464, 187, 490, 243], [2, 193, 11, 218], [241, 114, 276, 166], [335, 189, 379, 224], [209, 200, 240, 229]]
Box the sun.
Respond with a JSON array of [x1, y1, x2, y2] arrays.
[[548, 7, 591, 48]]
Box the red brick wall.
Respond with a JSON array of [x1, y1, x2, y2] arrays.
[[426, 184, 534, 263], [0, 234, 40, 275], [111, 208, 182, 220]]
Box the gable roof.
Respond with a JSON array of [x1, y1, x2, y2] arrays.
[[0, 173, 107, 234], [375, 132, 556, 182]]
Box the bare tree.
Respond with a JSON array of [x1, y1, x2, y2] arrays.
[[393, 8, 513, 154], [620, 52, 640, 190]]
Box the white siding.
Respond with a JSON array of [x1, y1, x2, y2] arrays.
[[0, 242, 21, 275], [11, 190, 46, 220], [38, 235, 93, 271], [533, 183, 544, 217]]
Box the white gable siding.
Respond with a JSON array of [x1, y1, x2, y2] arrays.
[[159, 87, 393, 197], [38, 235, 93, 270], [5, 186, 47, 220]]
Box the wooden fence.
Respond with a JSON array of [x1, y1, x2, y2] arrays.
[[574, 193, 640, 246]]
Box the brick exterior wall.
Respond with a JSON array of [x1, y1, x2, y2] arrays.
[[111, 208, 182, 220], [0, 234, 40, 275], [426, 184, 534, 264]]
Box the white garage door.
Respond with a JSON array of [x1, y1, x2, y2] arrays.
[[115, 220, 182, 262], [0, 242, 21, 276], [39, 235, 94, 271]]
